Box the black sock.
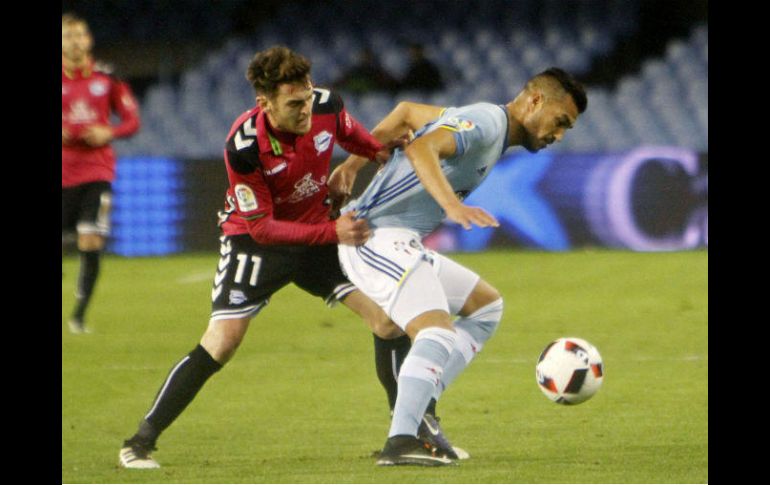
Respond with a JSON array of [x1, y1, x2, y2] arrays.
[[132, 345, 223, 445], [71, 250, 100, 322], [426, 397, 437, 417], [373, 333, 411, 412]]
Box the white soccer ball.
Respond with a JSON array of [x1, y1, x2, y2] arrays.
[[535, 337, 604, 405]]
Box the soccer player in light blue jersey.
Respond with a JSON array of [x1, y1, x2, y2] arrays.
[[330, 68, 587, 466]]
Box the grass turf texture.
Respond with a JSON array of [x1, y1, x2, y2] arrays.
[[62, 249, 707, 483]]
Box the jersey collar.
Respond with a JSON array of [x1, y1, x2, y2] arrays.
[[255, 109, 298, 156]]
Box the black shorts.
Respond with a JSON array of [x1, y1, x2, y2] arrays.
[[62, 181, 113, 236], [209, 234, 356, 321]]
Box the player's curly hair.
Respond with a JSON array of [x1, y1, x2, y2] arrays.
[[246, 46, 311, 97]]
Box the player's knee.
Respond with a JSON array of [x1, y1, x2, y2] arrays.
[[370, 314, 404, 339], [201, 319, 249, 364], [77, 233, 105, 252], [455, 297, 503, 346]]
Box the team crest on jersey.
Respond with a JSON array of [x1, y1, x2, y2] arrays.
[[89, 80, 108, 96], [441, 117, 475, 132], [313, 130, 333, 155], [234, 184, 258, 212]]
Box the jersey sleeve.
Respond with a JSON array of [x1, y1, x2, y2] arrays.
[[224, 147, 338, 245], [335, 107, 384, 160], [434, 105, 505, 157], [313, 88, 384, 160], [108, 78, 141, 138]]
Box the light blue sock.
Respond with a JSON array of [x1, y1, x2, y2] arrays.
[[388, 327, 456, 437], [433, 298, 503, 401]]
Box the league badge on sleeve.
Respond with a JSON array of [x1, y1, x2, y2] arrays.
[[234, 184, 259, 212], [440, 117, 475, 132]]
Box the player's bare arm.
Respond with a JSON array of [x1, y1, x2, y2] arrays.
[[404, 128, 499, 230], [328, 102, 444, 206]]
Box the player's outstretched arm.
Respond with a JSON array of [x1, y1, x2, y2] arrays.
[[329, 102, 444, 208], [404, 128, 499, 230]]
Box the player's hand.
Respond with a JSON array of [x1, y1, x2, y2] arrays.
[[373, 131, 414, 165], [82, 124, 114, 147], [62, 128, 72, 144], [327, 163, 357, 214], [444, 203, 499, 231], [336, 211, 371, 246]]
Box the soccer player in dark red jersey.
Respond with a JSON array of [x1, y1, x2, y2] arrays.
[[62, 13, 140, 334], [119, 46, 457, 468]]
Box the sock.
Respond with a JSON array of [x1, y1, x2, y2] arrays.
[[432, 298, 503, 401], [71, 250, 101, 322], [388, 327, 456, 438], [373, 334, 411, 412], [133, 345, 223, 444]]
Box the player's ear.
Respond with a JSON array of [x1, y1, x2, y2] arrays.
[[256, 95, 269, 111], [528, 91, 544, 113]]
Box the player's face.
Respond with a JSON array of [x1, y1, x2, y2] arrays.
[[265, 82, 314, 135], [522, 95, 579, 153], [62, 22, 93, 63]]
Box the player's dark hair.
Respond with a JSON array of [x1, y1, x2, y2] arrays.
[[246, 46, 312, 97], [62, 12, 88, 29], [535, 67, 587, 114]]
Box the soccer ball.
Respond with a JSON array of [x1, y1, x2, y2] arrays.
[[535, 337, 604, 405]]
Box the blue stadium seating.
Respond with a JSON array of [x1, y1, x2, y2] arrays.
[[116, 1, 706, 156]]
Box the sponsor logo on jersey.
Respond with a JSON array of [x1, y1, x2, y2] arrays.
[[264, 161, 287, 176], [89, 80, 108, 96], [313, 130, 333, 155], [65, 99, 97, 123], [275, 172, 327, 204], [234, 184, 258, 212]]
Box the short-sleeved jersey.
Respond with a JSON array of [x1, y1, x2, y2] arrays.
[[61, 62, 140, 187], [344, 102, 509, 236], [218, 88, 384, 245]]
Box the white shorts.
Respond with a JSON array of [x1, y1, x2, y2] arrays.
[[338, 227, 480, 330]]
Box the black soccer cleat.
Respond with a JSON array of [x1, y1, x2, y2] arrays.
[[119, 437, 160, 469], [418, 414, 470, 460], [376, 435, 456, 466]]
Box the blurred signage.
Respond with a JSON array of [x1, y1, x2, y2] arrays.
[[107, 147, 707, 256], [424, 147, 708, 252]]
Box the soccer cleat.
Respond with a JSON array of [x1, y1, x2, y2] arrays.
[[119, 438, 160, 469], [418, 414, 470, 460], [67, 318, 91, 334], [376, 435, 456, 466]]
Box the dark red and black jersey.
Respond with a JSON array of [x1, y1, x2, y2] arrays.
[[218, 88, 383, 245], [62, 61, 140, 187]]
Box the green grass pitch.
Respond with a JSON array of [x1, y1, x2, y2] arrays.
[[62, 249, 707, 483]]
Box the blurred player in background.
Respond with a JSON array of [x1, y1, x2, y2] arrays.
[[332, 67, 587, 465], [62, 13, 141, 334], [119, 46, 459, 468]]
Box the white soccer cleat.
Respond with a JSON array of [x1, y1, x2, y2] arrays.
[[119, 441, 160, 469], [67, 318, 92, 334]]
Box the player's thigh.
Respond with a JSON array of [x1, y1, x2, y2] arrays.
[[293, 243, 357, 305], [209, 234, 297, 322], [430, 251, 487, 316], [74, 181, 113, 238], [62, 185, 82, 234]]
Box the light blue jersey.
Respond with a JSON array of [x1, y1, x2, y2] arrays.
[[344, 102, 510, 236]]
